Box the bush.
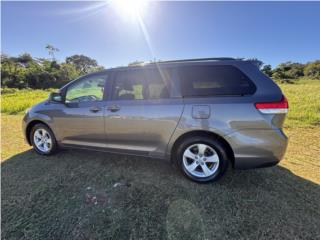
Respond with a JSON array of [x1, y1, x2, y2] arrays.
[[1, 88, 18, 94], [304, 61, 320, 79], [272, 62, 304, 80]]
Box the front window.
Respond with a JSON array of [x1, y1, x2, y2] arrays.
[[65, 75, 107, 103]]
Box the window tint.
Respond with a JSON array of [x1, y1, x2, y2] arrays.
[[112, 71, 146, 100], [112, 68, 170, 100], [178, 65, 256, 97], [145, 68, 170, 99], [66, 75, 107, 103]]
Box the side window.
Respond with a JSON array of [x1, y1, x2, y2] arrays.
[[179, 65, 256, 97], [66, 75, 107, 103], [145, 68, 170, 99], [112, 68, 171, 100], [112, 70, 146, 100]]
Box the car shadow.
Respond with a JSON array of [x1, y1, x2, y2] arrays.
[[1, 149, 320, 239]]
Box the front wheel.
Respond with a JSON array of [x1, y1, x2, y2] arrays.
[[30, 123, 58, 155], [175, 136, 229, 183]]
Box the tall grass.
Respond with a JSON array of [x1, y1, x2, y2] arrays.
[[1, 88, 52, 114], [279, 80, 320, 127]]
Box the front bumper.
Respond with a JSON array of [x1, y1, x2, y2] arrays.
[[22, 113, 30, 145]]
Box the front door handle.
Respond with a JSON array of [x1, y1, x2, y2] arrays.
[[90, 106, 101, 113], [107, 105, 120, 112]]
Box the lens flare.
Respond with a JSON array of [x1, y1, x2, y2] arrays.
[[112, 0, 147, 21]]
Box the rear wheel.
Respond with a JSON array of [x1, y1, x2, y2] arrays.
[[30, 123, 57, 155], [175, 136, 229, 182]]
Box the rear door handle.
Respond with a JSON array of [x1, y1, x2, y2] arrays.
[[90, 106, 102, 113], [107, 105, 120, 112]]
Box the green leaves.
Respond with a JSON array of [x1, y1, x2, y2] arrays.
[[1, 52, 104, 89]]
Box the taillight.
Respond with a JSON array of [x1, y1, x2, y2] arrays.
[[255, 95, 288, 114]]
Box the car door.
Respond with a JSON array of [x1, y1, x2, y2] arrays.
[[104, 67, 184, 158], [56, 73, 110, 147]]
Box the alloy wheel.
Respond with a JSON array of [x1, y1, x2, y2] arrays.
[[182, 143, 220, 178], [33, 128, 52, 153]]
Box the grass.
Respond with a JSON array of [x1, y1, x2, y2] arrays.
[[1, 88, 52, 114], [279, 79, 320, 127], [1, 116, 320, 239], [1, 80, 320, 239]]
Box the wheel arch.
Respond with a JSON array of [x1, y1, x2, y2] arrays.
[[25, 120, 52, 145], [170, 130, 235, 167]]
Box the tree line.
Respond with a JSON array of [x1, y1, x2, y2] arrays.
[[1, 50, 319, 89], [1, 45, 104, 89], [260, 60, 320, 81]]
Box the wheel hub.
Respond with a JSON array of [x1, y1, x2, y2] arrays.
[[33, 128, 52, 153], [182, 143, 220, 178]]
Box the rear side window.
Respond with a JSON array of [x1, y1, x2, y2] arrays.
[[144, 68, 170, 99], [178, 65, 256, 97], [112, 71, 146, 100], [112, 68, 171, 100]]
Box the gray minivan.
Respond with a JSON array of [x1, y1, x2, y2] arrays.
[[23, 58, 288, 182]]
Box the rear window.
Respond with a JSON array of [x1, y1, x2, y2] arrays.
[[178, 65, 256, 97]]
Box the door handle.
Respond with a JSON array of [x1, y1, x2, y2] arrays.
[[90, 106, 101, 113], [107, 105, 120, 112]]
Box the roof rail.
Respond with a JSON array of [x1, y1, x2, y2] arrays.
[[151, 57, 237, 64]]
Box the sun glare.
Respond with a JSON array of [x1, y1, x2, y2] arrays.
[[112, 0, 147, 20]]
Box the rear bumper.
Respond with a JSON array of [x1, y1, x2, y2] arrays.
[[225, 129, 288, 170]]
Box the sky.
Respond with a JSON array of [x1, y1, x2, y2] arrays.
[[1, 1, 320, 68]]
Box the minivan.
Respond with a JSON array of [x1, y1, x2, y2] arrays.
[[23, 58, 288, 182]]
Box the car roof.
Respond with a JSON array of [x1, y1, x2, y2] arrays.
[[68, 57, 258, 80], [60, 57, 258, 91]]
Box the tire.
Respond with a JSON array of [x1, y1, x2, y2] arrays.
[[30, 123, 58, 155], [175, 136, 229, 183]]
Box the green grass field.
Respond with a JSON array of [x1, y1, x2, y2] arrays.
[[1, 88, 52, 114], [1, 80, 320, 239], [280, 80, 320, 127]]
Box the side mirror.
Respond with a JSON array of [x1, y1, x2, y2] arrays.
[[49, 92, 63, 103]]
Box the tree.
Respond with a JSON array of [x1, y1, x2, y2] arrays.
[[66, 54, 99, 74], [45, 44, 59, 60], [304, 61, 320, 79], [288, 63, 304, 79], [16, 53, 33, 67], [26, 71, 56, 89], [261, 64, 272, 77], [1, 54, 28, 88], [272, 62, 304, 80], [55, 63, 79, 86], [1, 52, 105, 89]]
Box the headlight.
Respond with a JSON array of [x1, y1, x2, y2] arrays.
[[25, 108, 31, 114]]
